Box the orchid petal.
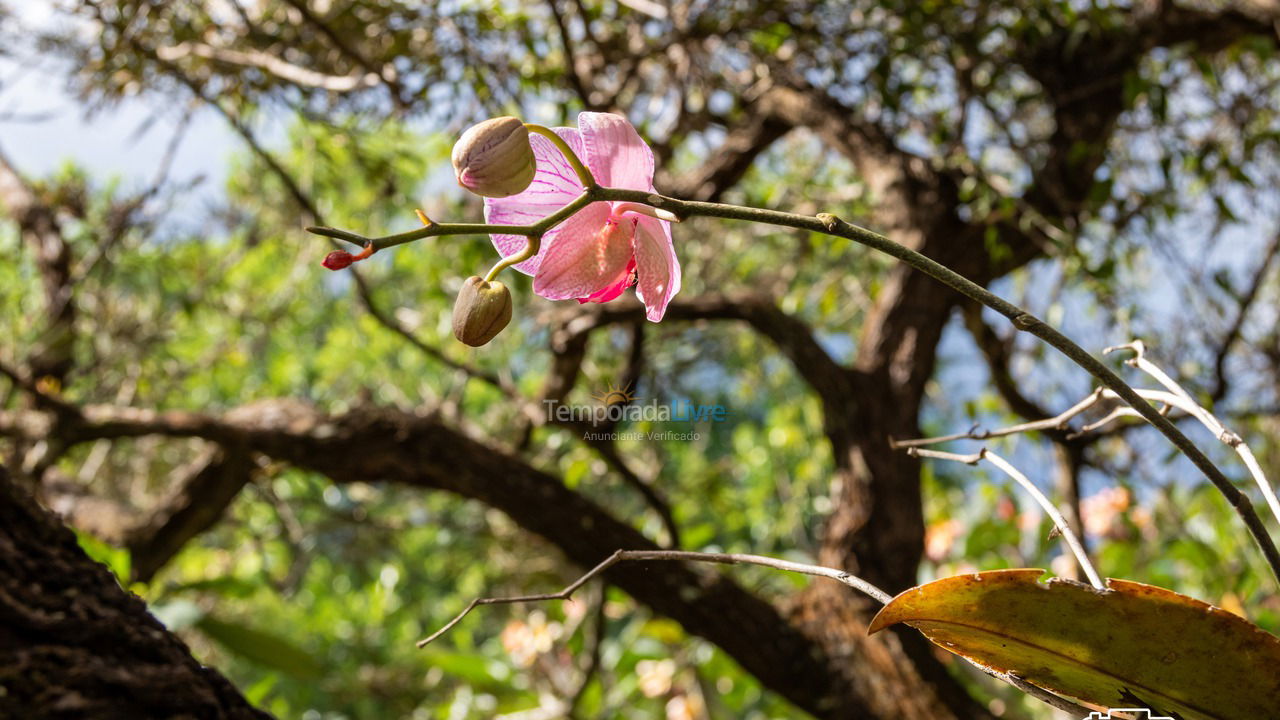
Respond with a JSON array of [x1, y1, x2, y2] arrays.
[[578, 112, 655, 191], [485, 127, 588, 275], [534, 216, 635, 301], [632, 216, 680, 322]]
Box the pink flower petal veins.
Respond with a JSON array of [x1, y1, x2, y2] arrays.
[[484, 127, 588, 275], [578, 112, 655, 191]]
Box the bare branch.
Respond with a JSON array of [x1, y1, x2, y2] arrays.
[[1105, 341, 1280, 532], [906, 447, 1103, 589], [892, 389, 1106, 448], [419, 546, 1092, 716], [156, 42, 380, 92], [418, 549, 892, 649], [1072, 406, 1148, 437]]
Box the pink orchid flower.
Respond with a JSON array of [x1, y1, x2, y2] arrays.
[[484, 112, 681, 321]]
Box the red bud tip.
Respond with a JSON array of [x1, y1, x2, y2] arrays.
[[322, 251, 355, 270]]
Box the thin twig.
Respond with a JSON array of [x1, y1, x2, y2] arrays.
[[417, 549, 892, 648], [418, 547, 1092, 716], [1072, 406, 1147, 436], [892, 389, 1106, 448], [892, 383, 1168, 445], [1105, 342, 1280, 532], [907, 447, 1104, 589]]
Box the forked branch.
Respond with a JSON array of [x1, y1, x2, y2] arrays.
[[906, 447, 1103, 589], [417, 548, 1092, 716], [1105, 341, 1280, 531]]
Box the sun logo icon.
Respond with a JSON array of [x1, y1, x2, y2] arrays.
[[593, 382, 635, 407]]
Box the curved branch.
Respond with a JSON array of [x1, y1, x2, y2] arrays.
[[0, 400, 862, 717], [595, 188, 1280, 583], [124, 445, 257, 583]]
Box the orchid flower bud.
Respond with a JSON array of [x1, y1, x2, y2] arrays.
[[451, 117, 537, 198], [322, 251, 355, 270], [452, 276, 513, 346]]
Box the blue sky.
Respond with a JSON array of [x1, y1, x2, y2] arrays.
[[0, 0, 238, 205], [0, 51, 236, 201]]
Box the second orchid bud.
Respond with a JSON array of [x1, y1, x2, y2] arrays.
[[452, 276, 513, 346], [452, 116, 536, 198]]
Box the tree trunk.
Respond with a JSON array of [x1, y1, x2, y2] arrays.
[[0, 464, 269, 720]]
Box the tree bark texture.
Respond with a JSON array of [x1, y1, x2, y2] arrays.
[[0, 464, 271, 720]]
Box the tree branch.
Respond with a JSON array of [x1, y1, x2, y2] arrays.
[[419, 547, 1091, 717], [0, 399, 860, 717], [1212, 230, 1280, 402], [124, 445, 257, 583], [155, 42, 381, 92]]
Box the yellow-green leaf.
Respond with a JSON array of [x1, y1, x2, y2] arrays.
[[868, 569, 1280, 719]]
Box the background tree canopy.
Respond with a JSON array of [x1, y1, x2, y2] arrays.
[[3, 1, 1280, 718]]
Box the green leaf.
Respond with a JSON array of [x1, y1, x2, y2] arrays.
[[868, 569, 1280, 719], [195, 615, 325, 680]]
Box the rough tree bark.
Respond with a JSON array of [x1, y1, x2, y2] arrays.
[[0, 464, 270, 720]]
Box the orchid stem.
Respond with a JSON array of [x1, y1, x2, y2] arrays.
[[305, 186, 1280, 586], [305, 190, 595, 253], [525, 123, 597, 190], [484, 235, 541, 282]]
